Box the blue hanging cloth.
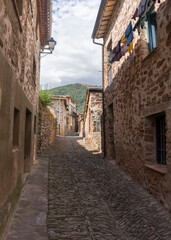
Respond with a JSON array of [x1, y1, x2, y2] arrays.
[[125, 21, 134, 47]]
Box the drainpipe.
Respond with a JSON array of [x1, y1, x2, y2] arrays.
[[49, 0, 53, 39], [93, 38, 106, 158]]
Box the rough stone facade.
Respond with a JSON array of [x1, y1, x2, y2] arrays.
[[37, 101, 57, 154], [79, 117, 84, 138], [94, 0, 171, 211], [0, 0, 51, 238], [84, 88, 103, 151], [51, 96, 77, 136]]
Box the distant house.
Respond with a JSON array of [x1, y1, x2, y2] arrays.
[[51, 96, 77, 136], [84, 88, 103, 151]]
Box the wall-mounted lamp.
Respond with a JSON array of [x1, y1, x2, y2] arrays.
[[40, 37, 57, 56]]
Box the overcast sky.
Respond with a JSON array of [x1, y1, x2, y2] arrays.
[[40, 0, 102, 89]]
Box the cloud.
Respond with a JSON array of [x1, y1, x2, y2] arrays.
[[40, 0, 102, 89]]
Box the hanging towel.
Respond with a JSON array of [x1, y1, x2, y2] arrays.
[[128, 41, 133, 53], [125, 21, 134, 46]]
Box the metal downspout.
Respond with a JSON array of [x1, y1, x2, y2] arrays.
[[49, 0, 53, 39], [93, 39, 106, 158]]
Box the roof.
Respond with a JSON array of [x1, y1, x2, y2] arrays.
[[51, 95, 77, 104], [37, 0, 52, 48], [92, 0, 118, 39], [87, 87, 103, 92], [66, 96, 77, 104]]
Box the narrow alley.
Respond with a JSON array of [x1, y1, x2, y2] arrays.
[[5, 136, 171, 240]]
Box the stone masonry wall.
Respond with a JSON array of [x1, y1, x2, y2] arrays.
[[0, 1, 42, 238], [103, 0, 171, 211], [51, 98, 67, 136], [85, 91, 103, 151], [0, 0, 40, 108], [37, 101, 58, 154]]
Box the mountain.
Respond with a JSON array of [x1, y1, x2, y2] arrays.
[[50, 83, 101, 113]]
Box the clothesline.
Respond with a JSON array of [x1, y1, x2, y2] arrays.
[[107, 0, 160, 65]]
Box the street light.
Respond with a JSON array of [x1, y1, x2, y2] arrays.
[[48, 37, 56, 52], [40, 37, 57, 55]]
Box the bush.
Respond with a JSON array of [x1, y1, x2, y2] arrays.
[[39, 88, 53, 107]]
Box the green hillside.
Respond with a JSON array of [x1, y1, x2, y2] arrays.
[[50, 83, 101, 113]]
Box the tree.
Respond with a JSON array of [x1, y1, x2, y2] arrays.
[[39, 87, 53, 107]]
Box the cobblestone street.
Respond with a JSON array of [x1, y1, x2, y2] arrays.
[[47, 137, 171, 240], [5, 136, 171, 240]]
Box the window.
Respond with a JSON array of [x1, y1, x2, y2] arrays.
[[156, 115, 166, 165], [147, 6, 157, 52], [16, 0, 23, 16], [13, 108, 20, 148], [34, 115, 36, 134], [33, 57, 36, 87], [108, 67, 113, 86]]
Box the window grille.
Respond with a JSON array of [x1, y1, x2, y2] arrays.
[[156, 115, 166, 165]]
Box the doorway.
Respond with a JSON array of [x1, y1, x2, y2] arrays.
[[107, 103, 115, 159], [24, 108, 32, 173]]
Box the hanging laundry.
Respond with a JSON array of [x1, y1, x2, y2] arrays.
[[121, 44, 128, 56], [138, 0, 158, 18], [125, 21, 134, 46], [112, 40, 122, 62], [141, 19, 145, 29], [132, 8, 138, 20], [121, 35, 128, 55], [133, 18, 141, 35], [138, 0, 149, 18], [128, 41, 133, 53]]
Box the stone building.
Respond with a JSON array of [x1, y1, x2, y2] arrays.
[[84, 88, 103, 151], [0, 0, 52, 238], [77, 112, 83, 133], [78, 117, 84, 138], [92, 0, 171, 211], [51, 95, 77, 136]]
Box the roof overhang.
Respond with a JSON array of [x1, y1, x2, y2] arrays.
[[92, 0, 117, 39], [37, 0, 52, 48], [66, 96, 77, 104]]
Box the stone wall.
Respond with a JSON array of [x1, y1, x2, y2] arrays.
[[37, 101, 57, 154], [51, 97, 67, 136], [103, 0, 171, 211], [79, 118, 84, 137], [0, 1, 43, 238], [84, 90, 103, 151]]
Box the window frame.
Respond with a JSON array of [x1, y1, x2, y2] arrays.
[[12, 0, 23, 32], [156, 115, 166, 165], [108, 67, 113, 86], [13, 108, 20, 149], [147, 6, 157, 52]]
